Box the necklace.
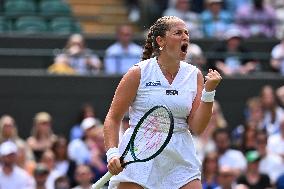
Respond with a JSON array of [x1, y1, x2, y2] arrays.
[[157, 58, 177, 80], [159, 63, 175, 79]]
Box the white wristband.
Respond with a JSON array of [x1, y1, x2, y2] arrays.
[[106, 147, 119, 163], [201, 89, 216, 102]]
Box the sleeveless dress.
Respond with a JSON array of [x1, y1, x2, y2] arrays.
[[108, 57, 201, 189]]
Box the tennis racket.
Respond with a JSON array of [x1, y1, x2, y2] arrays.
[[91, 105, 174, 189]]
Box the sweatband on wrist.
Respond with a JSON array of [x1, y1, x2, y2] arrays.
[[201, 89, 216, 102], [106, 147, 119, 163]]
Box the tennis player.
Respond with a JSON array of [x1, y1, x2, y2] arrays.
[[104, 16, 222, 189]]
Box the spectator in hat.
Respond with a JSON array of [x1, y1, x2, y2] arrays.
[[0, 140, 35, 189], [207, 28, 259, 75], [68, 117, 98, 165], [34, 163, 50, 189], [69, 103, 102, 141], [0, 114, 35, 173], [237, 150, 272, 189], [215, 165, 238, 189], [27, 112, 57, 162], [185, 43, 207, 72], [201, 0, 233, 38]]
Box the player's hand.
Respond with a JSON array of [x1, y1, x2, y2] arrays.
[[204, 69, 222, 91], [107, 156, 123, 175]]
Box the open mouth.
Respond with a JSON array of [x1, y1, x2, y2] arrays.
[[181, 43, 188, 53]]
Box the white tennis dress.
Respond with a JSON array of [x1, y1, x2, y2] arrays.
[[108, 57, 201, 189]]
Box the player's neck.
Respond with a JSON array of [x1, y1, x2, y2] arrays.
[[156, 57, 179, 78]]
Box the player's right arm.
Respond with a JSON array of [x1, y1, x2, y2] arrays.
[[104, 65, 140, 174]]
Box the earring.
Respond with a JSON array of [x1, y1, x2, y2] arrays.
[[159, 46, 163, 51]]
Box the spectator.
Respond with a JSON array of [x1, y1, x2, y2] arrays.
[[88, 126, 107, 182], [237, 150, 272, 189], [48, 54, 76, 75], [215, 166, 238, 189], [40, 150, 63, 189], [239, 124, 257, 154], [27, 112, 57, 162], [201, 0, 233, 38], [270, 35, 284, 75], [256, 130, 284, 184], [213, 128, 247, 177], [208, 28, 259, 75], [56, 34, 102, 75], [34, 163, 50, 189], [201, 152, 219, 189], [51, 136, 77, 187], [104, 24, 142, 74], [276, 85, 284, 107], [72, 164, 94, 189], [223, 0, 251, 15], [259, 85, 284, 135], [185, 43, 206, 71], [235, 0, 276, 38], [194, 101, 226, 160], [244, 97, 265, 130], [69, 103, 101, 141], [267, 117, 284, 160], [16, 142, 37, 176], [124, 0, 140, 23], [0, 114, 34, 162], [0, 141, 35, 189], [54, 175, 70, 189], [163, 0, 203, 38], [68, 117, 102, 166], [202, 100, 228, 139], [265, 0, 284, 39]]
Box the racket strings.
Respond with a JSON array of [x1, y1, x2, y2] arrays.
[[132, 109, 171, 160]]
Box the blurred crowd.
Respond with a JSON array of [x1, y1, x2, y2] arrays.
[[46, 0, 284, 77], [126, 0, 284, 39], [1, 84, 284, 189]]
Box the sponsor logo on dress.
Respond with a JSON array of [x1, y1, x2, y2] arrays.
[[145, 81, 161, 87], [166, 90, 179, 95]]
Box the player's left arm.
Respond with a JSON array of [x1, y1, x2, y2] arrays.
[[188, 69, 222, 135]]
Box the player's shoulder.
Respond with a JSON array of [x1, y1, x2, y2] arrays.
[[180, 61, 201, 74]]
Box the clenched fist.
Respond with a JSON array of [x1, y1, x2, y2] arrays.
[[204, 69, 222, 92]]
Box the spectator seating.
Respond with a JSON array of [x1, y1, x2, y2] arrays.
[[4, 0, 36, 16], [0, 16, 10, 32], [39, 0, 72, 16], [15, 16, 47, 33], [0, 0, 81, 34], [49, 16, 81, 34]]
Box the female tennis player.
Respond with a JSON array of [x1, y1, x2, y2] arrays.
[[104, 16, 222, 189]]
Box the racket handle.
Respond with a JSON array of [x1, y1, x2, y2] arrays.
[[91, 171, 113, 189]]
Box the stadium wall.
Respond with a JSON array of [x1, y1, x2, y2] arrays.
[[0, 73, 283, 139]]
